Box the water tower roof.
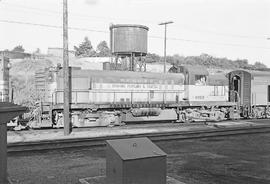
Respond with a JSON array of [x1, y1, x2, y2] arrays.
[[110, 24, 149, 31]]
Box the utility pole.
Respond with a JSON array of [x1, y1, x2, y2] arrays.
[[63, 0, 71, 135], [158, 21, 173, 73]]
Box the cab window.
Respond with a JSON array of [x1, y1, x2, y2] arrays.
[[195, 75, 206, 85]]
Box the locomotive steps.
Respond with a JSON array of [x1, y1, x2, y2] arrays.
[[7, 119, 270, 152]]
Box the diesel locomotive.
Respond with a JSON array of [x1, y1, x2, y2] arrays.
[[31, 65, 239, 128]]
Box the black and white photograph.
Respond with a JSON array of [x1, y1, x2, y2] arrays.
[[0, 0, 270, 183]]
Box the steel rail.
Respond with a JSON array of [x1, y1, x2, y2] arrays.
[[7, 125, 270, 153]]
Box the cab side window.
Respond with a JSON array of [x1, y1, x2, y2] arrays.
[[195, 75, 206, 85]]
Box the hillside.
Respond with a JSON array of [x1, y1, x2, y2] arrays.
[[9, 56, 110, 105], [10, 58, 53, 105], [10, 58, 53, 76]]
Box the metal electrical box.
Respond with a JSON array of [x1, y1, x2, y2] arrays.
[[106, 137, 167, 184]]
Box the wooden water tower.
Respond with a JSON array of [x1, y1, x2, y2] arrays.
[[109, 24, 149, 71]]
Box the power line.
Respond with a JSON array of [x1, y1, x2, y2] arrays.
[[173, 23, 267, 40], [150, 35, 270, 50], [0, 19, 61, 29], [1, 2, 269, 40], [0, 2, 61, 15], [0, 5, 63, 19], [164, 36, 270, 50], [1, 19, 270, 50], [0, 20, 107, 33], [0, 2, 159, 25]]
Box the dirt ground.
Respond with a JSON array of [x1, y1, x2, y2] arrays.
[[8, 132, 270, 184]]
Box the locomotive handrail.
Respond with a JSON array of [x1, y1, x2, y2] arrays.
[[236, 91, 240, 110], [52, 89, 184, 92], [230, 90, 240, 109]]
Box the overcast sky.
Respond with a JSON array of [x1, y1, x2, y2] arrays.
[[1, 0, 270, 66]]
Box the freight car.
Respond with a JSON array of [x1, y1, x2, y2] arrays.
[[30, 65, 237, 128]]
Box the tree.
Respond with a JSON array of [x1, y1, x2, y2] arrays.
[[33, 48, 41, 54], [234, 59, 249, 68], [96, 41, 110, 57], [171, 54, 185, 65], [145, 53, 161, 63], [74, 37, 96, 57], [253, 61, 267, 69], [12, 45, 25, 53], [199, 53, 215, 67]]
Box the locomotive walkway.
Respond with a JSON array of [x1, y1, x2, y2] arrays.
[[7, 119, 270, 152]]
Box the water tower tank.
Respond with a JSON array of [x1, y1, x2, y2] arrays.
[[110, 24, 149, 56]]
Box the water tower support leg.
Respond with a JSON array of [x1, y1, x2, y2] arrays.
[[115, 56, 118, 70], [131, 53, 135, 71]]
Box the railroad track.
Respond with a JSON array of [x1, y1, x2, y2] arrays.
[[7, 118, 260, 132], [7, 124, 270, 153]]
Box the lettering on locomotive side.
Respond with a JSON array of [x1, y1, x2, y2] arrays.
[[111, 84, 126, 88], [195, 96, 204, 100], [111, 83, 159, 89], [93, 83, 182, 90], [145, 84, 159, 89], [127, 84, 143, 88]]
